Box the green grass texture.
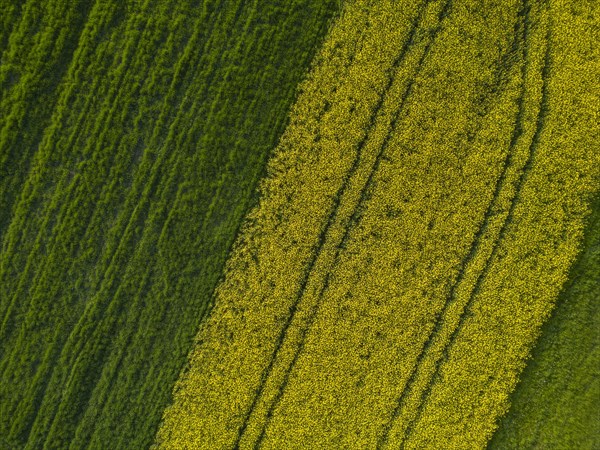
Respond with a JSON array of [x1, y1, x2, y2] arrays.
[[0, 1, 338, 448]]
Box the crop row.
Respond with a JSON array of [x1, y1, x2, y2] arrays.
[[156, 0, 599, 448], [0, 0, 338, 448]]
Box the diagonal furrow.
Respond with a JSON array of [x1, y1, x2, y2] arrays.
[[24, 3, 229, 431], [10, 0, 233, 437], [401, 23, 553, 448], [1, 1, 228, 442], [231, 2, 432, 448], [376, 2, 554, 448], [0, 0, 144, 360], [250, 1, 454, 448], [62, 5, 259, 446], [376, 2, 532, 449], [0, 6, 167, 440]]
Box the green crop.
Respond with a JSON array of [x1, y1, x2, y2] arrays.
[[0, 0, 338, 448]]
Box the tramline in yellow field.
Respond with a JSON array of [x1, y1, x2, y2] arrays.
[[154, 0, 599, 448]]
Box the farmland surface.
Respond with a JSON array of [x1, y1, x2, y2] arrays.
[[490, 197, 600, 449], [2, 0, 598, 449], [0, 1, 338, 448], [155, 0, 599, 448]]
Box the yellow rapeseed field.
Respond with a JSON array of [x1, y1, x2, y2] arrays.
[[154, 0, 599, 448]]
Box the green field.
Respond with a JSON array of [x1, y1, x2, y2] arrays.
[[0, 1, 337, 448], [1, 0, 598, 449]]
